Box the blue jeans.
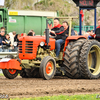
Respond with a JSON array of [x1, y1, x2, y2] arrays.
[[55, 39, 64, 57], [0, 48, 3, 52], [14, 46, 18, 52], [3, 49, 11, 52]]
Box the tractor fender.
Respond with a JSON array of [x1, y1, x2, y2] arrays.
[[66, 35, 87, 40], [63, 36, 87, 56], [0, 59, 22, 70]]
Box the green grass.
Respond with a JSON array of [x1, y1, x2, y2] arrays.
[[0, 73, 21, 76], [0, 73, 3, 76], [1, 94, 100, 100]]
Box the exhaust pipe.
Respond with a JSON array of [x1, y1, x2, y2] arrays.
[[45, 19, 49, 48]]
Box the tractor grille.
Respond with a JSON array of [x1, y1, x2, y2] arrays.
[[18, 41, 33, 54], [19, 41, 22, 53], [25, 41, 33, 53]]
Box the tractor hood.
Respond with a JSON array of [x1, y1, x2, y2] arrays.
[[19, 36, 55, 60]]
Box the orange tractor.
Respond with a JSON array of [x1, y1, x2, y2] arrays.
[[0, 17, 100, 80]]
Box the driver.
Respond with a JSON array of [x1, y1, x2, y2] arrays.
[[49, 18, 66, 59]]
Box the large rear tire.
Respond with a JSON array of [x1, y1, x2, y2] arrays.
[[80, 40, 100, 79], [39, 56, 56, 80], [63, 39, 87, 78], [31, 68, 41, 78], [20, 69, 28, 78], [25, 68, 40, 78]]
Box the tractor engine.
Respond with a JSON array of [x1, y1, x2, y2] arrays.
[[18, 36, 55, 60]]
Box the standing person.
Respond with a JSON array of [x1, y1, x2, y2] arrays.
[[29, 30, 35, 36], [84, 30, 91, 39], [62, 21, 75, 37], [92, 19, 100, 39], [93, 28, 100, 42], [88, 30, 94, 39], [0, 27, 5, 52], [49, 18, 66, 58], [27, 32, 33, 36], [96, 19, 100, 29], [14, 34, 21, 51], [12, 31, 16, 37], [9, 32, 14, 51], [3, 34, 12, 52]]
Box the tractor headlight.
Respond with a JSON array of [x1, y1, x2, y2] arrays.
[[40, 42, 45, 47]]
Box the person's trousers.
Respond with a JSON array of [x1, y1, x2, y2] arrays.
[[0, 48, 3, 52], [55, 39, 64, 57]]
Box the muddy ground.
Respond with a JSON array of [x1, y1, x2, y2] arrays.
[[0, 76, 100, 98]]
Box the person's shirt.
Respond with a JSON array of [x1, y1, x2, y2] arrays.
[[4, 37, 11, 47], [92, 28, 100, 40], [33, 34, 35, 36], [50, 24, 66, 40], [9, 32, 14, 46], [0, 34, 5, 45], [97, 26, 100, 29], [64, 27, 75, 36], [14, 34, 19, 47]]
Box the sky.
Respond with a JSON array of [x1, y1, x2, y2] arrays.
[[0, 0, 5, 6]]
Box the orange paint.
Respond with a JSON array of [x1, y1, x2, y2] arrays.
[[67, 36, 87, 40], [19, 35, 87, 60], [0, 59, 22, 70], [19, 36, 55, 60], [8, 69, 17, 74], [63, 36, 87, 58], [46, 62, 52, 74]]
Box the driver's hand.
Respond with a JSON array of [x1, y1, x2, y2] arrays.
[[50, 31, 56, 34], [49, 29, 51, 33]]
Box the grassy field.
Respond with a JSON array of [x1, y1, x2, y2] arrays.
[[0, 73, 3, 76], [1, 94, 100, 100]]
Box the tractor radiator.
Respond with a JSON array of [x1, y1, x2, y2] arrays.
[[19, 41, 33, 54], [25, 41, 33, 53], [19, 41, 22, 53], [18, 36, 38, 60]]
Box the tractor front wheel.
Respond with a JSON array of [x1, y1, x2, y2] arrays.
[[2, 55, 18, 79], [2, 69, 18, 79], [39, 56, 56, 80]]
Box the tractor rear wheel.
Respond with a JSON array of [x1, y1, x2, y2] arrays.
[[80, 40, 100, 79], [31, 68, 41, 78], [20, 69, 28, 78], [2, 69, 18, 79], [20, 68, 40, 78], [39, 56, 56, 80], [24, 68, 40, 78], [63, 39, 87, 78]]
